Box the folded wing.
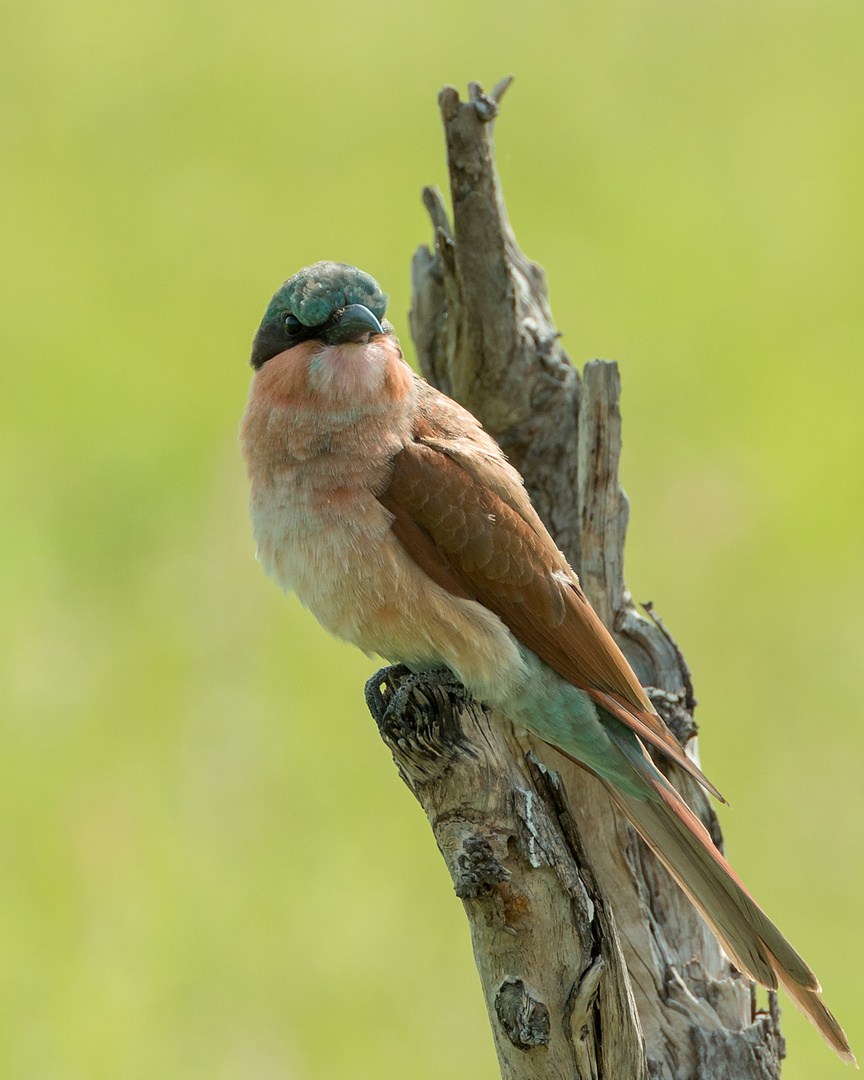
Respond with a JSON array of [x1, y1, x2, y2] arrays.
[[378, 433, 723, 801]]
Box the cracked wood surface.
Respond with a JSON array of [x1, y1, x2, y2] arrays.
[[366, 668, 646, 1080]]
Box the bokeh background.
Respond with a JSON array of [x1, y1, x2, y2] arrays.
[[2, 1, 863, 1076]]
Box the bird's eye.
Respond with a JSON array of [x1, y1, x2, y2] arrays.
[[284, 314, 302, 335]]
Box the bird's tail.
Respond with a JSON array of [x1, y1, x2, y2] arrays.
[[599, 739, 855, 1065]]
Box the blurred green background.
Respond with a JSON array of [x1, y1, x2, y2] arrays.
[[1, 0, 862, 1076]]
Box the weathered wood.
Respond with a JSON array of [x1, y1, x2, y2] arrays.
[[410, 78, 584, 574], [372, 78, 786, 1079], [366, 667, 647, 1080]]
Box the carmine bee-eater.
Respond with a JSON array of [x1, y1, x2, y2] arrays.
[[240, 261, 854, 1063]]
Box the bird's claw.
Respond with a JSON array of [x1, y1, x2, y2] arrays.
[[364, 665, 469, 730], [365, 665, 476, 769], [364, 664, 411, 724]]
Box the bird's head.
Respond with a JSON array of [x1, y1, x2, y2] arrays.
[[250, 261, 390, 370]]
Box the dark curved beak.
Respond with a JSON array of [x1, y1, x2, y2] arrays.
[[324, 304, 384, 345]]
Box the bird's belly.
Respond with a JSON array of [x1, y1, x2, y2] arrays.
[[249, 471, 528, 704]]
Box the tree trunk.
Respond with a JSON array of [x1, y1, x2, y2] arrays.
[[368, 78, 785, 1080]]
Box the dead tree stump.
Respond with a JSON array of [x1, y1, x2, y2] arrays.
[[368, 79, 785, 1080]]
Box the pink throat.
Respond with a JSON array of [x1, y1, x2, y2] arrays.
[[306, 339, 392, 403]]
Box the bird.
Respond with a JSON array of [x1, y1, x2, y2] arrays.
[[240, 260, 854, 1064]]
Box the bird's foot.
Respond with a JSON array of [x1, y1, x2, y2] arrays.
[[364, 664, 412, 725], [365, 665, 469, 728], [364, 666, 475, 768]]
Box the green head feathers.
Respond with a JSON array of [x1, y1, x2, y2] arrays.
[[277, 261, 388, 326], [250, 262, 389, 369]]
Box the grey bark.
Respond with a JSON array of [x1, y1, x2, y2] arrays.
[[366, 669, 646, 1079], [370, 78, 785, 1079]]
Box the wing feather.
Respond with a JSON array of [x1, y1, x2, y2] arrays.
[[381, 434, 722, 800]]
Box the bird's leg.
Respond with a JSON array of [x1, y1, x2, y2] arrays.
[[364, 664, 413, 725], [365, 665, 469, 727], [364, 665, 476, 772]]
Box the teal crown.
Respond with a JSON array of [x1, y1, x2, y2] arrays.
[[268, 261, 388, 327]]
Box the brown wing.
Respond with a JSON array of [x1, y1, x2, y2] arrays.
[[381, 437, 724, 802], [412, 380, 550, 538]]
